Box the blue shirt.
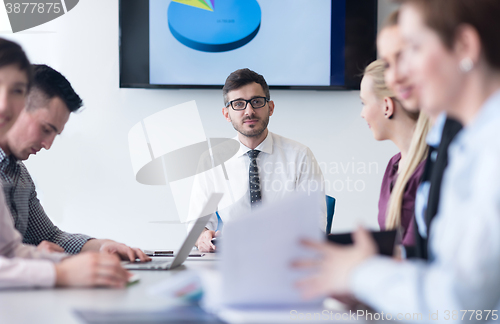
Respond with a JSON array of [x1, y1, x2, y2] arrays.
[[352, 91, 500, 317]]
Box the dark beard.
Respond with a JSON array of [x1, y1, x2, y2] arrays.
[[231, 114, 269, 138]]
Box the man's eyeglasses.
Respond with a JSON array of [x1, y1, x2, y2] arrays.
[[226, 97, 269, 111]]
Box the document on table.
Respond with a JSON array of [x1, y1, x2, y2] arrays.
[[219, 191, 325, 307]]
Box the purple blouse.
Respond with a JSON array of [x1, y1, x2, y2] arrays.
[[378, 153, 425, 247]]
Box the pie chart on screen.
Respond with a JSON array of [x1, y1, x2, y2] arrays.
[[168, 0, 261, 52]]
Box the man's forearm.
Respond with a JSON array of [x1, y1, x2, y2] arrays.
[[80, 239, 112, 252]]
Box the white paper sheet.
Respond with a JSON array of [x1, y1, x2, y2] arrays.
[[219, 191, 325, 307]]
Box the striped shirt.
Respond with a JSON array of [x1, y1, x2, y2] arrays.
[[0, 149, 92, 254]]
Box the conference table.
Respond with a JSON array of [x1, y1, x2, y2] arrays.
[[0, 253, 376, 324]]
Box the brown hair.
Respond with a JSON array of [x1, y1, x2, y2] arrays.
[[382, 9, 399, 30], [398, 0, 500, 70], [222, 68, 270, 106], [0, 38, 32, 89]]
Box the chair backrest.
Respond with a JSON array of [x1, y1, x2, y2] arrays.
[[326, 195, 336, 234], [216, 211, 223, 232]]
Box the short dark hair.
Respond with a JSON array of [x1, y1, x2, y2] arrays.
[[222, 68, 270, 106], [0, 38, 32, 89], [29, 64, 83, 112]]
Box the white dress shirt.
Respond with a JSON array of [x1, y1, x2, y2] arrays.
[[188, 132, 326, 231], [0, 187, 66, 289], [351, 91, 500, 321]]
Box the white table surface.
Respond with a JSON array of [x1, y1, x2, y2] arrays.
[[0, 255, 219, 324], [0, 253, 376, 324]]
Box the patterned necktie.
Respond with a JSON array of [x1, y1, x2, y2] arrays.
[[247, 150, 262, 208]]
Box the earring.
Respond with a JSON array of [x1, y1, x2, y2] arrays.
[[460, 57, 474, 73]]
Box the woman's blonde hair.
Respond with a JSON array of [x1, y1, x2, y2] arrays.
[[364, 60, 419, 121], [386, 112, 429, 229], [363, 59, 430, 230], [364, 60, 396, 99]]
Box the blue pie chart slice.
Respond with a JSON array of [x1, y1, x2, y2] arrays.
[[168, 0, 261, 52]]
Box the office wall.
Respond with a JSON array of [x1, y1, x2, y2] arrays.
[[0, 0, 399, 249]]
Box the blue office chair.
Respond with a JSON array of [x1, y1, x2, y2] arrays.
[[215, 211, 223, 232], [326, 195, 336, 234]]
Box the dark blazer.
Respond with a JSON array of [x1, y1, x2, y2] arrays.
[[411, 118, 463, 260]]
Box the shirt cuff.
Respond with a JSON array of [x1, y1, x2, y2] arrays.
[[58, 235, 94, 254], [0, 258, 57, 289], [350, 256, 396, 303], [26, 259, 57, 288]]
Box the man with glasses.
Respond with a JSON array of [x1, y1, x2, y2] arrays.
[[193, 68, 326, 252]]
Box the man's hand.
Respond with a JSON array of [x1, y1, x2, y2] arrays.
[[37, 240, 64, 253], [196, 229, 218, 252], [100, 241, 151, 262], [293, 227, 378, 299], [55, 252, 130, 288], [81, 239, 150, 262]]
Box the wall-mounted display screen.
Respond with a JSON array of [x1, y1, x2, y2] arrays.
[[120, 0, 378, 90]]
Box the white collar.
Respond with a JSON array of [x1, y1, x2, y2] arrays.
[[235, 131, 274, 157]]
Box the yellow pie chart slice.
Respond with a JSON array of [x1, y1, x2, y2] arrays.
[[171, 0, 213, 12]]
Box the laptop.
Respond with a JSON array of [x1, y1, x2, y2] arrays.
[[123, 193, 222, 270]]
